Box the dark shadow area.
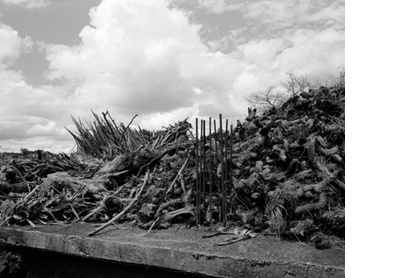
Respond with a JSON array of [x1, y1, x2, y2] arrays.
[[1, 246, 216, 278]]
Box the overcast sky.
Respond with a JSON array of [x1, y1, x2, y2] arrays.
[[0, 0, 344, 153]]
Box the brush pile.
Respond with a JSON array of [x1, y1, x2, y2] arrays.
[[0, 85, 344, 247], [234, 85, 345, 244]]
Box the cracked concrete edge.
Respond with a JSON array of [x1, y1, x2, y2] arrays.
[[0, 227, 344, 278]]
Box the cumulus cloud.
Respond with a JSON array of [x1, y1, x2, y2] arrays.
[[0, 69, 74, 122], [0, 24, 74, 152], [0, 116, 68, 140], [0, 23, 22, 66], [273, 28, 344, 76], [0, 73, 75, 152], [0, 114, 71, 153], [43, 0, 343, 130], [44, 0, 250, 127], [0, 24, 35, 67], [2, 0, 49, 9]]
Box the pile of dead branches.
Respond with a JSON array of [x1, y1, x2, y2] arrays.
[[0, 119, 195, 232], [67, 110, 192, 161], [232, 85, 345, 243], [0, 85, 344, 248]]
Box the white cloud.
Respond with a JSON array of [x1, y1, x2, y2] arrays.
[[0, 116, 68, 139], [0, 23, 22, 66], [232, 25, 344, 83], [0, 69, 74, 122], [26, 120, 67, 137], [137, 107, 197, 131], [0, 76, 75, 152], [44, 0, 343, 131], [0, 114, 72, 153], [44, 0, 250, 124], [0, 24, 75, 152], [271, 28, 345, 76], [2, 0, 49, 9]]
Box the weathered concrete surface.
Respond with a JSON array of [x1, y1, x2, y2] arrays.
[[0, 223, 344, 278]]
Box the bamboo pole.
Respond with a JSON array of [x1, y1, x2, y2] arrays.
[[214, 119, 221, 222], [219, 114, 226, 226], [202, 120, 206, 210], [208, 117, 212, 208], [224, 119, 229, 225], [230, 124, 233, 195], [195, 118, 199, 225]]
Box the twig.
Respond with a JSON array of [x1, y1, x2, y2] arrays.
[[166, 157, 189, 194], [161, 207, 194, 222], [88, 172, 149, 236], [0, 185, 40, 226], [81, 180, 132, 222], [208, 228, 258, 246], [21, 184, 40, 203], [70, 205, 80, 221], [81, 206, 102, 222], [101, 111, 119, 145], [201, 231, 235, 238], [155, 198, 184, 217], [27, 219, 36, 228], [147, 217, 161, 234], [11, 165, 27, 183], [215, 235, 252, 246], [119, 114, 138, 142]]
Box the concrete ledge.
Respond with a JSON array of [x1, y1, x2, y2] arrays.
[[0, 223, 344, 278]]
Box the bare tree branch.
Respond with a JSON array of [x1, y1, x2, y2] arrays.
[[245, 86, 288, 111], [281, 71, 313, 97], [244, 69, 345, 111]]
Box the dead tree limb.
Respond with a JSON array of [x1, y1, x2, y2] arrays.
[[88, 172, 149, 236]]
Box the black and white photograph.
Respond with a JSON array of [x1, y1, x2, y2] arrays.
[[0, 0, 350, 277]]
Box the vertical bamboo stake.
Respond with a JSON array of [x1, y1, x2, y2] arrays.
[[195, 118, 199, 225], [214, 119, 221, 222], [229, 124, 233, 195], [200, 119, 203, 223], [209, 117, 212, 207], [219, 114, 226, 226], [201, 120, 206, 212], [224, 119, 229, 224]]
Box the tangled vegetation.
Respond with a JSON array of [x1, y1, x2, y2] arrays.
[[0, 72, 344, 249]]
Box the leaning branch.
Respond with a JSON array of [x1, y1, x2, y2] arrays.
[[88, 172, 149, 236]]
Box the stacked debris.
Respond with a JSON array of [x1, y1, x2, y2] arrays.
[[0, 119, 195, 231], [233, 85, 345, 243], [0, 85, 344, 248]]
